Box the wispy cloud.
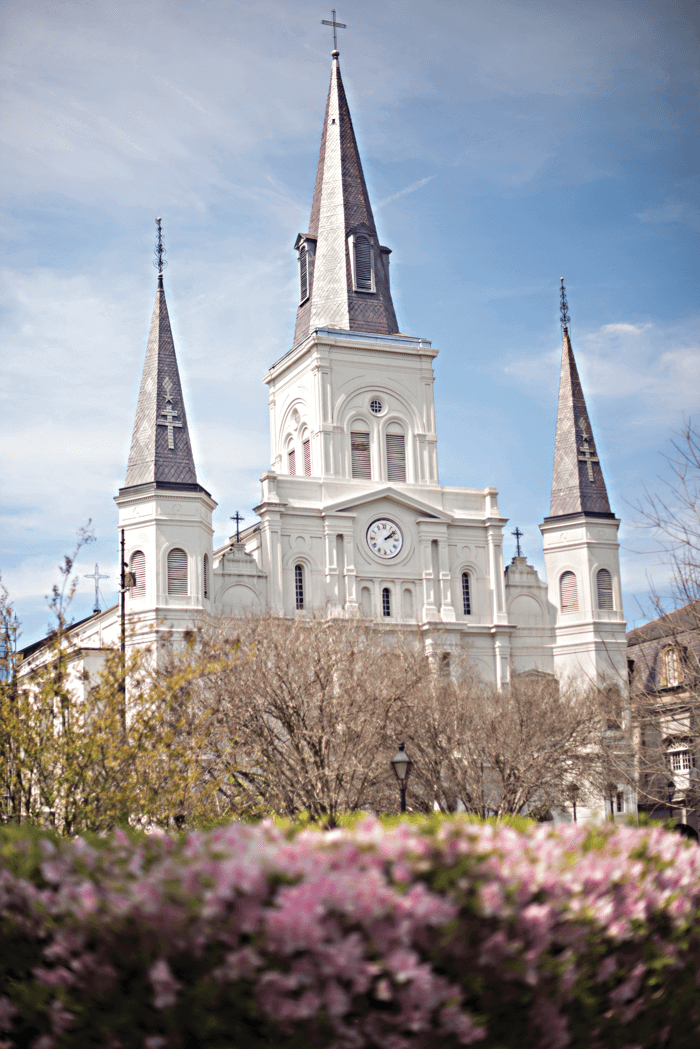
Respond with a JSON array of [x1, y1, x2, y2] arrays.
[[636, 199, 700, 233], [378, 176, 435, 209]]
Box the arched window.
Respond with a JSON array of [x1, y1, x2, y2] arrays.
[[294, 564, 304, 610], [560, 571, 578, 613], [353, 236, 372, 291], [167, 548, 188, 596], [288, 444, 296, 476], [662, 647, 682, 687], [386, 428, 406, 482], [382, 587, 391, 617], [302, 438, 311, 476], [299, 244, 309, 303], [462, 572, 471, 615], [203, 553, 209, 600], [351, 430, 371, 479], [596, 568, 613, 610], [130, 550, 146, 598]]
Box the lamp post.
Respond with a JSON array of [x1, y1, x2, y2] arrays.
[[390, 742, 413, 814]]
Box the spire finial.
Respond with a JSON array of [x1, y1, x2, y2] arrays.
[[154, 217, 167, 277], [321, 9, 346, 54], [559, 277, 570, 331]]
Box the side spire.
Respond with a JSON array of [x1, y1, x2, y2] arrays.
[[549, 280, 613, 518], [123, 220, 199, 490], [293, 50, 398, 344]]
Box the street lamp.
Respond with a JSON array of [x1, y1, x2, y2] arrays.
[[390, 742, 413, 814]]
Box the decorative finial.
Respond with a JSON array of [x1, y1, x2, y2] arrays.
[[154, 217, 167, 275], [512, 527, 523, 558], [560, 277, 570, 330], [230, 511, 245, 544], [321, 9, 346, 53]]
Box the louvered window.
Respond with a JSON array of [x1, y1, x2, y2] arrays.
[[295, 564, 304, 610], [288, 447, 296, 476], [386, 433, 406, 482], [351, 431, 371, 479], [354, 236, 372, 291], [382, 587, 391, 617], [167, 548, 188, 595], [299, 245, 309, 303], [303, 439, 311, 476], [560, 571, 578, 613], [596, 568, 613, 610], [130, 551, 146, 598], [462, 573, 471, 616], [203, 553, 209, 600]]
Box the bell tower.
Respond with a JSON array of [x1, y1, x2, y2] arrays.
[[114, 220, 216, 649], [541, 281, 627, 683]]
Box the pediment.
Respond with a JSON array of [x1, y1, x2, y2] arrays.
[[323, 486, 452, 522]]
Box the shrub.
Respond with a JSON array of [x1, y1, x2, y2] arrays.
[[1, 818, 699, 1048]]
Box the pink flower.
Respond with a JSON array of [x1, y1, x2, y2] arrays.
[[148, 959, 182, 1010]]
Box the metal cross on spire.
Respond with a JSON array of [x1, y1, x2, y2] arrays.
[[230, 512, 245, 543], [512, 527, 523, 558], [154, 217, 167, 274], [321, 9, 346, 52], [84, 564, 109, 615], [560, 277, 570, 330]]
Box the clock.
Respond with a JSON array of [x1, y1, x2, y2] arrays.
[[366, 518, 403, 559]]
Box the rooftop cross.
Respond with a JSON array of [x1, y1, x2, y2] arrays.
[[578, 424, 600, 483], [84, 563, 109, 615], [157, 400, 182, 449], [512, 527, 523, 558], [154, 217, 167, 275], [321, 9, 346, 52], [560, 277, 571, 330], [230, 512, 245, 543]]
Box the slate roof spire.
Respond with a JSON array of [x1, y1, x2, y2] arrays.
[[549, 280, 613, 518], [293, 50, 399, 344], [123, 220, 199, 490]]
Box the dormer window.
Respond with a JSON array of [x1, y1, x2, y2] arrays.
[[349, 233, 375, 293]]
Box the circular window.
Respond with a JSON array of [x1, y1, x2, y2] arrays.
[[370, 398, 383, 415]]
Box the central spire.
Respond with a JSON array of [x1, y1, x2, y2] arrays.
[[293, 52, 398, 345]]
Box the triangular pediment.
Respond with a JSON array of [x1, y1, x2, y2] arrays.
[[323, 486, 452, 522]]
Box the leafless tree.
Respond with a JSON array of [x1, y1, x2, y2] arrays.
[[400, 663, 614, 819], [189, 613, 432, 824]]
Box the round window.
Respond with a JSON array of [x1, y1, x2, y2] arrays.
[[370, 398, 383, 415]]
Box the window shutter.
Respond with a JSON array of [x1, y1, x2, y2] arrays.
[[560, 571, 578, 613], [351, 431, 371, 478], [303, 439, 311, 476], [299, 245, 308, 303], [462, 572, 471, 615], [203, 553, 209, 600], [294, 564, 304, 610], [167, 548, 188, 596], [386, 433, 406, 482], [382, 588, 391, 617], [596, 568, 613, 610], [354, 237, 372, 291], [130, 551, 146, 597], [288, 448, 296, 476]]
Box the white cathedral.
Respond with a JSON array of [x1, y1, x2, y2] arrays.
[[29, 48, 628, 690]]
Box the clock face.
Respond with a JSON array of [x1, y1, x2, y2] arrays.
[[366, 518, 403, 559]]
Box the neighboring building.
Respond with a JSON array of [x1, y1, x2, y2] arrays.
[[19, 47, 628, 701], [627, 605, 700, 837]]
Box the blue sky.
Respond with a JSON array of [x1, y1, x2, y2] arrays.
[[1, 0, 698, 644]]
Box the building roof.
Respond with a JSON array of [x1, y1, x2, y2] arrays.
[[293, 51, 399, 345], [123, 274, 199, 489], [549, 326, 613, 518]]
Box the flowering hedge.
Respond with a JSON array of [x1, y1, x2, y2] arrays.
[[1, 818, 700, 1049]]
